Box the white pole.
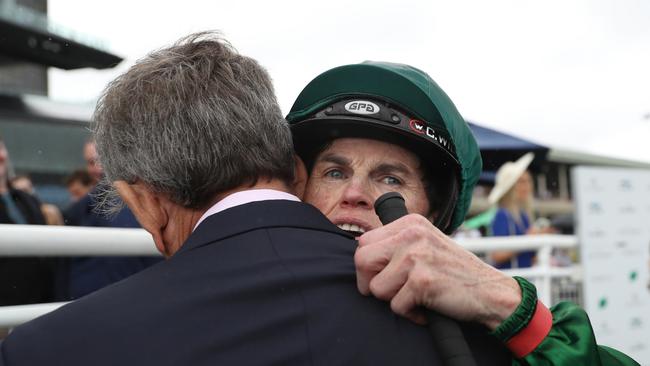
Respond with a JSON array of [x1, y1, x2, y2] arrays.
[[0, 224, 159, 256], [456, 234, 578, 251], [1, 225, 578, 257], [536, 244, 553, 305], [0, 302, 69, 328]]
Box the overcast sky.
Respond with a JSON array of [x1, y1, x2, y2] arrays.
[[48, 0, 650, 163]]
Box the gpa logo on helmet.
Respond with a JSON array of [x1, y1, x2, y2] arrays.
[[344, 101, 380, 115]]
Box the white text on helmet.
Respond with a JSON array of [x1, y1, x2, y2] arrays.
[[345, 101, 380, 115], [409, 119, 451, 150]]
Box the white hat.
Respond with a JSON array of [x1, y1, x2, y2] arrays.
[[487, 152, 534, 205]]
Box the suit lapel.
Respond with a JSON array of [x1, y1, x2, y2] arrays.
[[178, 200, 353, 254]]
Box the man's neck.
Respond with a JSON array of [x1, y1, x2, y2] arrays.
[[205, 178, 292, 210], [162, 178, 293, 257]]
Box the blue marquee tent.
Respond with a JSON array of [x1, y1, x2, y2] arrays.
[[467, 122, 549, 183]]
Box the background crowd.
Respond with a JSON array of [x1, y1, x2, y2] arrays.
[[0, 136, 160, 308]]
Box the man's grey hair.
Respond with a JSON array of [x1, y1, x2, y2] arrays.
[[93, 31, 294, 211]]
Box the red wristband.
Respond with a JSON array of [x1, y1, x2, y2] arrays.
[[505, 300, 553, 358]]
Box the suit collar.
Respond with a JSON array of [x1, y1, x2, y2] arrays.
[[193, 189, 300, 231], [178, 200, 353, 254]]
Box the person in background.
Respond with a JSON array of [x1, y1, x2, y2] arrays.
[[488, 153, 553, 268], [0, 135, 54, 306], [60, 140, 161, 300], [64, 170, 93, 203], [83, 139, 102, 185], [10, 175, 64, 226]]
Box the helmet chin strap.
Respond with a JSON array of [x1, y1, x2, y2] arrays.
[[433, 172, 459, 234]]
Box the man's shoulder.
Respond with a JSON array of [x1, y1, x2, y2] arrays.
[[185, 218, 442, 364], [1, 263, 167, 364], [17, 262, 160, 325]]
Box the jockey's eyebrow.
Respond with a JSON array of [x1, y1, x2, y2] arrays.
[[318, 153, 350, 167], [373, 162, 413, 178]]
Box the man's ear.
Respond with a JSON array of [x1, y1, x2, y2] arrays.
[[114, 181, 168, 256], [292, 154, 308, 200]]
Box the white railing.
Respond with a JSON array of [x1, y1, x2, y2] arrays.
[[0, 224, 158, 256], [455, 235, 581, 305], [0, 225, 580, 328], [0, 302, 69, 328]]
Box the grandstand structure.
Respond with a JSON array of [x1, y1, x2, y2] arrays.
[[0, 0, 121, 206]]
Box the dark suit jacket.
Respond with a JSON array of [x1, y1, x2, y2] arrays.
[[0, 188, 54, 305], [0, 200, 510, 365]]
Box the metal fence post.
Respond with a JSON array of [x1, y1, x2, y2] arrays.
[[537, 244, 553, 305]]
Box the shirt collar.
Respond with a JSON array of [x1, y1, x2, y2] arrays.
[[193, 189, 300, 231]]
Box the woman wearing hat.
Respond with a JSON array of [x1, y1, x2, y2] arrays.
[[288, 62, 638, 365], [488, 153, 550, 268]]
